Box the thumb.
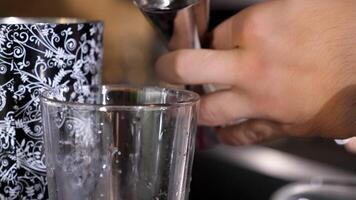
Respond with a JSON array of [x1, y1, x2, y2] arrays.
[[217, 119, 286, 146]]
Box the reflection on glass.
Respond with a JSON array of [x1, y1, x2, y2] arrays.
[[40, 85, 199, 200]]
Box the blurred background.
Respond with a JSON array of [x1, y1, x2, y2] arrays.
[[0, 0, 260, 85], [0, 0, 157, 84], [2, 0, 356, 199]]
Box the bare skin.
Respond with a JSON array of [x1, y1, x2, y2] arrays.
[[346, 137, 356, 154], [156, 0, 356, 145]]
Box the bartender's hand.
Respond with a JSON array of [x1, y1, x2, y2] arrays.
[[346, 137, 356, 154], [156, 0, 356, 145]]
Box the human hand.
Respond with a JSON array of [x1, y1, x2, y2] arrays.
[[156, 0, 356, 145], [345, 137, 356, 154]]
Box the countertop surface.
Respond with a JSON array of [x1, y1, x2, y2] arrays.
[[190, 138, 356, 200]]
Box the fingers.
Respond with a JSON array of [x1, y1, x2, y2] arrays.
[[217, 119, 285, 146], [345, 137, 356, 154], [155, 49, 245, 85], [198, 90, 259, 126]]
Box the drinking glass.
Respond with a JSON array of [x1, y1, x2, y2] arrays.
[[40, 85, 199, 200]]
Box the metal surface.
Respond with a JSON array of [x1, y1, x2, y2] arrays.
[[271, 181, 356, 200], [211, 0, 262, 9], [201, 144, 356, 182]]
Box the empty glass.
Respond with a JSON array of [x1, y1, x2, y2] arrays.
[[40, 85, 199, 200]]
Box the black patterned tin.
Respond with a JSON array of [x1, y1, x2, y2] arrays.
[[0, 17, 103, 199]]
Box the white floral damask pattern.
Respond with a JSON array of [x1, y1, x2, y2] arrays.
[[0, 21, 103, 199]]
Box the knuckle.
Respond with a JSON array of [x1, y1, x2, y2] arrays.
[[199, 101, 222, 125], [238, 54, 268, 85], [245, 120, 274, 142]]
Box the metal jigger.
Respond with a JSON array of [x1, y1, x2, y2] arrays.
[[134, 0, 216, 92], [134, 0, 219, 149]]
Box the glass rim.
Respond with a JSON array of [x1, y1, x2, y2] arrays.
[[0, 17, 102, 25], [40, 84, 200, 111]]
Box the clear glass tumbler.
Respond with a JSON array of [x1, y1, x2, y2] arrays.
[[40, 85, 199, 200]]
